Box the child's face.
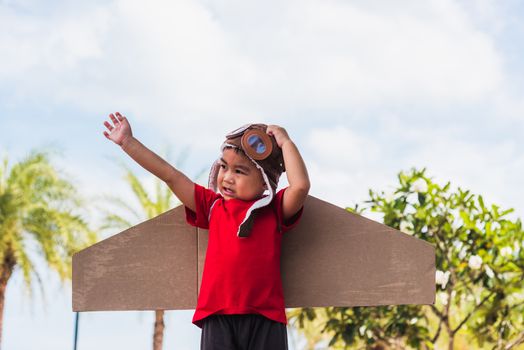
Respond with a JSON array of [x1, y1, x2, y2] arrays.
[[217, 148, 267, 201]]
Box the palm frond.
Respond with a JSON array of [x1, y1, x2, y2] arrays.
[[11, 238, 35, 292], [0, 149, 95, 310], [0, 154, 8, 194], [98, 213, 134, 231], [96, 194, 142, 222], [124, 169, 155, 215]]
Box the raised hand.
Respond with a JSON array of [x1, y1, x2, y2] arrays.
[[103, 112, 133, 146], [266, 125, 291, 148]]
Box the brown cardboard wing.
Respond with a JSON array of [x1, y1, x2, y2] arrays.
[[72, 195, 435, 311]]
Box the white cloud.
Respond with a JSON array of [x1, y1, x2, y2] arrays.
[[303, 125, 393, 214], [200, 0, 504, 105], [302, 118, 524, 223], [306, 126, 380, 165], [0, 0, 511, 147], [0, 4, 108, 77], [401, 133, 524, 219], [2, 0, 520, 215]]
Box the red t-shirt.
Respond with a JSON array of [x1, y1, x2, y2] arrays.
[[185, 183, 303, 328]]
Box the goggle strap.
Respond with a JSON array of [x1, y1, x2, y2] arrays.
[[225, 124, 251, 139], [237, 164, 274, 237]]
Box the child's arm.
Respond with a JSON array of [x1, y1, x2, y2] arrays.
[[266, 125, 310, 221], [103, 112, 196, 212]]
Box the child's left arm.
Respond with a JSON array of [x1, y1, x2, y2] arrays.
[[266, 125, 311, 221]]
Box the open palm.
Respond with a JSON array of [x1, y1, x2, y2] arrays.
[[103, 112, 132, 146]]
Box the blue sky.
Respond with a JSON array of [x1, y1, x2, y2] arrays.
[[1, 0, 524, 349]]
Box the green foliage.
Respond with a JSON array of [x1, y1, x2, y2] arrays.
[[0, 150, 97, 293], [289, 167, 524, 349]]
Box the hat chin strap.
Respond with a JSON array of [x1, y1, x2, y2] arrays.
[[208, 159, 221, 192], [207, 143, 275, 237]]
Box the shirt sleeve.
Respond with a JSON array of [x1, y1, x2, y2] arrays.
[[185, 183, 222, 229], [274, 187, 304, 234]]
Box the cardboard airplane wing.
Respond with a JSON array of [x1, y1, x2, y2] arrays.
[[72, 195, 435, 311]]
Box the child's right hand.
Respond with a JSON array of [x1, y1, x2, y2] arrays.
[[103, 112, 132, 146]]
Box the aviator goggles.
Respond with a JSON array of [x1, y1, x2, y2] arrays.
[[225, 124, 274, 161]]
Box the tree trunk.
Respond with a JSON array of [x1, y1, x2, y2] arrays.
[[153, 310, 165, 350], [0, 256, 15, 350], [0, 273, 7, 350]]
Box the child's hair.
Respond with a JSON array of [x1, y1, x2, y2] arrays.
[[223, 145, 245, 155]]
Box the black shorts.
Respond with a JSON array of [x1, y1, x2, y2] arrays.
[[200, 313, 288, 350]]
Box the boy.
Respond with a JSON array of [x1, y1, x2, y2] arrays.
[[103, 112, 310, 349]]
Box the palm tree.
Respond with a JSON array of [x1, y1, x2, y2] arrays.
[[0, 150, 97, 349], [100, 150, 204, 350]]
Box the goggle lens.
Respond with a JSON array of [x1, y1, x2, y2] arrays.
[[247, 134, 267, 154]]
